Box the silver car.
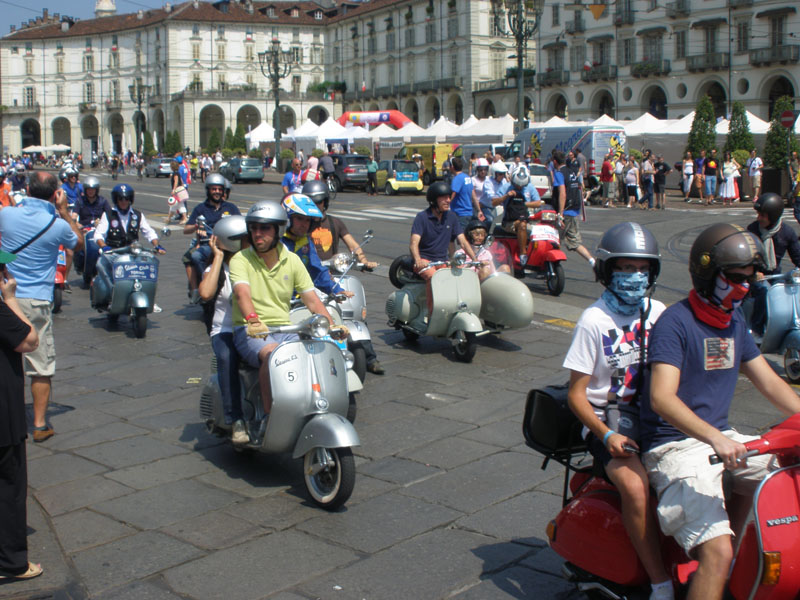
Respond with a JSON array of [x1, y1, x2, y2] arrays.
[[144, 158, 173, 178]]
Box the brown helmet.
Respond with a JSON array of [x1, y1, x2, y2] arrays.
[[689, 223, 766, 299]]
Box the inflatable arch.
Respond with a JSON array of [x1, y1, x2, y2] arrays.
[[337, 110, 413, 128]]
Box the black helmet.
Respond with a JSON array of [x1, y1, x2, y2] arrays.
[[302, 179, 330, 210], [464, 218, 488, 243], [595, 222, 661, 288], [426, 180, 451, 208], [689, 223, 766, 299], [753, 193, 784, 228], [111, 184, 134, 205]]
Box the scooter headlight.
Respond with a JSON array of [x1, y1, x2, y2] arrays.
[[314, 396, 330, 411], [542, 212, 556, 222], [332, 253, 350, 273], [344, 350, 355, 370], [309, 314, 330, 338]]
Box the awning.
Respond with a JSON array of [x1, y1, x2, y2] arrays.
[[691, 18, 726, 28], [756, 6, 796, 19], [587, 33, 614, 43], [636, 26, 667, 37], [542, 40, 567, 50]]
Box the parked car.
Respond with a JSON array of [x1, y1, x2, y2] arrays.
[[220, 157, 264, 183], [329, 154, 370, 191], [528, 163, 553, 201], [377, 159, 423, 195], [144, 158, 173, 178]]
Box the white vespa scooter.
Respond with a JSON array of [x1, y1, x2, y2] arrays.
[[199, 314, 360, 510]]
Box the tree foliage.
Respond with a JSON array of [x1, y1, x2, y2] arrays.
[[686, 95, 717, 157], [143, 130, 155, 157], [223, 127, 235, 150], [724, 101, 755, 154], [164, 130, 183, 155], [206, 129, 222, 154], [232, 124, 247, 151], [764, 95, 800, 169]]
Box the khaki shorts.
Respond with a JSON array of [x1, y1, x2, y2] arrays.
[[643, 430, 773, 554], [751, 174, 762, 189], [559, 215, 582, 251], [16, 297, 56, 377]]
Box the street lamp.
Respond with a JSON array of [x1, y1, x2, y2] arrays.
[[258, 37, 293, 165], [491, 0, 544, 132], [128, 78, 151, 154]]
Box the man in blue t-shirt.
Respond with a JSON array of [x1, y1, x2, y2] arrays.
[[281, 158, 303, 196], [554, 150, 594, 268], [640, 224, 800, 600], [448, 157, 475, 229]]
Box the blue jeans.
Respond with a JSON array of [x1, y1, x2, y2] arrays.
[[75, 237, 100, 281], [211, 332, 243, 424], [479, 205, 493, 226], [189, 243, 212, 279], [705, 175, 717, 197], [457, 214, 473, 229], [750, 280, 769, 335], [642, 178, 654, 208]]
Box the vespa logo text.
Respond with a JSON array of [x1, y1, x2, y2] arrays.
[[766, 515, 798, 527], [274, 354, 298, 367]]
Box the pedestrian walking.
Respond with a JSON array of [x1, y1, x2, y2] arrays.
[[747, 149, 763, 201], [366, 155, 378, 196], [653, 154, 671, 210], [682, 152, 694, 203]]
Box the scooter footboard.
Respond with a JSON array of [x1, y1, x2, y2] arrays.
[[292, 413, 361, 458]]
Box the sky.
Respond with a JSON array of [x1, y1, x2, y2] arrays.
[[0, 0, 190, 33]]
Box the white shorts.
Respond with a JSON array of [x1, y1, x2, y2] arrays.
[[643, 430, 774, 554]]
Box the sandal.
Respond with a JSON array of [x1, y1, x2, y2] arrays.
[[0, 562, 43, 580]]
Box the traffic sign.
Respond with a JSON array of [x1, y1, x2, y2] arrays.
[[781, 110, 797, 129]]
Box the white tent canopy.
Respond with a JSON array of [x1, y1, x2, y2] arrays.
[[377, 121, 428, 141], [245, 121, 275, 148], [447, 114, 516, 143], [591, 114, 625, 129], [290, 119, 320, 139], [715, 111, 770, 135], [623, 113, 670, 136], [369, 123, 397, 140], [293, 117, 374, 154], [419, 117, 460, 142]]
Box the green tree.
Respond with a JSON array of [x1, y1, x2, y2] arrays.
[[686, 95, 717, 157], [724, 101, 755, 154], [143, 130, 155, 157], [206, 128, 222, 154], [232, 123, 247, 150], [223, 126, 235, 150], [164, 130, 183, 155], [764, 95, 800, 169]]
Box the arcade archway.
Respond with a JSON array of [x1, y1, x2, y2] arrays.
[[21, 119, 41, 149], [199, 104, 224, 150], [51, 117, 71, 147]]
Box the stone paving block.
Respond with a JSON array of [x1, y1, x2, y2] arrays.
[[96, 387, 196, 418], [25, 439, 53, 460], [298, 528, 530, 600], [153, 422, 228, 451], [94, 578, 190, 600], [297, 493, 462, 554], [520, 544, 573, 579], [27, 452, 107, 490], [403, 451, 551, 513], [164, 530, 359, 600], [91, 479, 242, 530], [342, 473, 398, 506], [458, 418, 525, 449], [129, 408, 199, 432], [449, 565, 579, 599], [73, 435, 188, 469], [355, 400, 423, 426], [428, 394, 522, 426], [104, 453, 215, 490], [43, 406, 120, 438], [52, 509, 136, 554], [71, 530, 203, 596], [399, 436, 501, 470], [223, 490, 321, 530], [355, 413, 475, 460], [194, 448, 299, 498], [35, 474, 134, 516], [46, 421, 149, 451], [357, 456, 442, 485], [114, 379, 182, 399], [456, 491, 560, 546], [163, 509, 268, 550]]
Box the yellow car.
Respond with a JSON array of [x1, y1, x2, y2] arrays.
[[377, 159, 424, 195]]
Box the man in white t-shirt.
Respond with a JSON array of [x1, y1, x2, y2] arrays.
[[470, 158, 490, 220], [746, 149, 763, 201], [563, 222, 673, 600]]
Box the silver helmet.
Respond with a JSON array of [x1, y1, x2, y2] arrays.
[[83, 175, 101, 191], [213, 215, 248, 253], [511, 166, 530, 188]]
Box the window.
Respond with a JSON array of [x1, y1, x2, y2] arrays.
[[368, 35, 376, 54], [386, 32, 395, 51], [25, 60, 33, 75], [292, 75, 301, 93], [313, 30, 320, 42], [770, 16, 786, 47], [315, 11, 322, 20], [136, 49, 142, 66], [217, 44, 226, 61], [448, 16, 459, 38], [491, 47, 504, 79], [246, 73, 254, 86], [405, 27, 416, 47], [190, 73, 203, 91], [312, 46, 322, 64], [83, 54, 94, 72], [24, 86, 35, 106], [704, 27, 717, 54], [370, 64, 376, 88], [267, 7, 275, 17], [674, 30, 686, 59], [619, 38, 635, 65], [736, 21, 749, 53], [245, 45, 254, 62], [192, 42, 200, 60], [25, 42, 32, 55], [569, 44, 586, 71], [56, 42, 63, 53], [218, 73, 227, 91], [84, 82, 95, 103], [85, 38, 92, 51], [353, 39, 359, 57], [291, 46, 302, 63], [111, 80, 120, 102], [154, 79, 161, 96], [56, 57, 64, 74], [427, 52, 435, 79], [291, 8, 299, 17], [246, 28, 253, 41], [334, 46, 340, 62], [155, 46, 160, 62], [192, 24, 200, 36], [426, 22, 435, 43], [293, 27, 300, 41], [450, 49, 458, 75], [552, 4, 560, 26], [110, 51, 119, 68], [388, 58, 395, 85], [593, 42, 609, 65], [217, 25, 225, 37], [11, 46, 18, 54], [548, 47, 565, 70], [56, 84, 64, 105], [643, 35, 662, 61], [407, 56, 416, 82], [111, 34, 118, 49], [156, 29, 160, 41], [491, 11, 504, 36]]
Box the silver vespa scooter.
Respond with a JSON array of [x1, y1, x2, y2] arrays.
[[199, 314, 360, 510]]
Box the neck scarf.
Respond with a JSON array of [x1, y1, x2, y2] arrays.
[[601, 271, 650, 316], [758, 217, 782, 272], [688, 273, 750, 328]]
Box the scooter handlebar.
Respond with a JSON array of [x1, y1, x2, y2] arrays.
[[708, 448, 762, 465]]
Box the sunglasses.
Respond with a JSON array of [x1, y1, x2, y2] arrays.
[[723, 271, 754, 285]]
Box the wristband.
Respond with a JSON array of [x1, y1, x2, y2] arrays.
[[603, 430, 616, 447], [245, 312, 258, 322]]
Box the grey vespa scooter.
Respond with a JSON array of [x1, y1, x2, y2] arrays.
[[199, 314, 361, 510]]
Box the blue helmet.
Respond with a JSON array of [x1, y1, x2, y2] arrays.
[[282, 193, 323, 219], [111, 184, 134, 205]]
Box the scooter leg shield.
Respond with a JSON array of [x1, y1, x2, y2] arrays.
[[91, 266, 112, 307], [345, 320, 371, 342], [129, 291, 150, 311], [446, 312, 484, 337], [292, 413, 361, 459]]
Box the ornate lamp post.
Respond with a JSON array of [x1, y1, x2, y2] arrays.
[[491, 0, 544, 132], [128, 78, 151, 154], [258, 37, 293, 165]]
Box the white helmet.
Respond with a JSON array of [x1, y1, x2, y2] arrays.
[[511, 166, 530, 188], [475, 158, 490, 169], [490, 162, 508, 176]]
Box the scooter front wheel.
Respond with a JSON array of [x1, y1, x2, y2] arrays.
[[546, 263, 566, 296], [785, 348, 800, 383], [132, 308, 148, 338], [453, 331, 477, 363], [303, 447, 356, 510]]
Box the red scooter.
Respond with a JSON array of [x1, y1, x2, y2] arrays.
[[523, 385, 800, 599], [491, 204, 567, 296], [53, 245, 67, 313]]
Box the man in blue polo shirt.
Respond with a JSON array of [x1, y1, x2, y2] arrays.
[[0, 171, 83, 442], [449, 157, 475, 229], [183, 173, 241, 303]]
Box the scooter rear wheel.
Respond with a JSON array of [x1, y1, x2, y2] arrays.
[[350, 344, 367, 384], [303, 447, 356, 510], [785, 349, 800, 383], [52, 286, 63, 313]]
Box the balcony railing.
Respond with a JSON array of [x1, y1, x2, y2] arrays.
[[104, 100, 122, 111], [665, 0, 690, 18], [2, 102, 40, 116], [614, 9, 634, 25], [729, 0, 753, 8], [631, 59, 671, 78], [580, 64, 617, 82], [565, 19, 585, 34], [78, 102, 97, 113], [537, 70, 570, 87], [170, 87, 328, 102], [749, 45, 800, 66], [686, 53, 729, 71]]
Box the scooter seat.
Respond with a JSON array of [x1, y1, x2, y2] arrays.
[[492, 227, 517, 239]]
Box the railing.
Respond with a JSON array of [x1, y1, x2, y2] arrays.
[[580, 64, 617, 82], [749, 45, 800, 65], [728, 0, 753, 8], [2, 102, 40, 116], [686, 53, 729, 71], [665, 0, 690, 18], [414, 80, 440, 93], [537, 70, 570, 87], [170, 87, 328, 102], [78, 102, 97, 113], [630, 59, 671, 78], [565, 19, 585, 34], [104, 100, 122, 111], [614, 8, 634, 25]]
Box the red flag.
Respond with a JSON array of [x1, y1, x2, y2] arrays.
[[182, 158, 192, 185]]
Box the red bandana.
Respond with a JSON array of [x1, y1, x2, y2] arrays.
[[688, 290, 731, 328]]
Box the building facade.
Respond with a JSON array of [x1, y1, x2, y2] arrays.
[[0, 0, 520, 156]]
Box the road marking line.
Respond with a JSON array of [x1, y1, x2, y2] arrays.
[[358, 210, 409, 220], [327, 211, 369, 221], [544, 317, 576, 329]]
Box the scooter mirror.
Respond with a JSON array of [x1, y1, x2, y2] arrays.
[[364, 229, 373, 236], [160, 227, 172, 237], [484, 234, 494, 247]]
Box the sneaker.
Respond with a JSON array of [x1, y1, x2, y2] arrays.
[[32, 426, 54, 443], [649, 582, 675, 600], [231, 420, 249, 445], [189, 289, 201, 304], [153, 304, 163, 313], [366, 361, 385, 375], [519, 254, 528, 266]]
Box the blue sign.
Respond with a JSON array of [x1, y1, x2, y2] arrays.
[[112, 262, 158, 282], [396, 172, 417, 181]]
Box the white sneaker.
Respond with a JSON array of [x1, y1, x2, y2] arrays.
[[649, 582, 674, 600], [519, 254, 528, 266], [153, 304, 163, 313], [232, 420, 249, 445]]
